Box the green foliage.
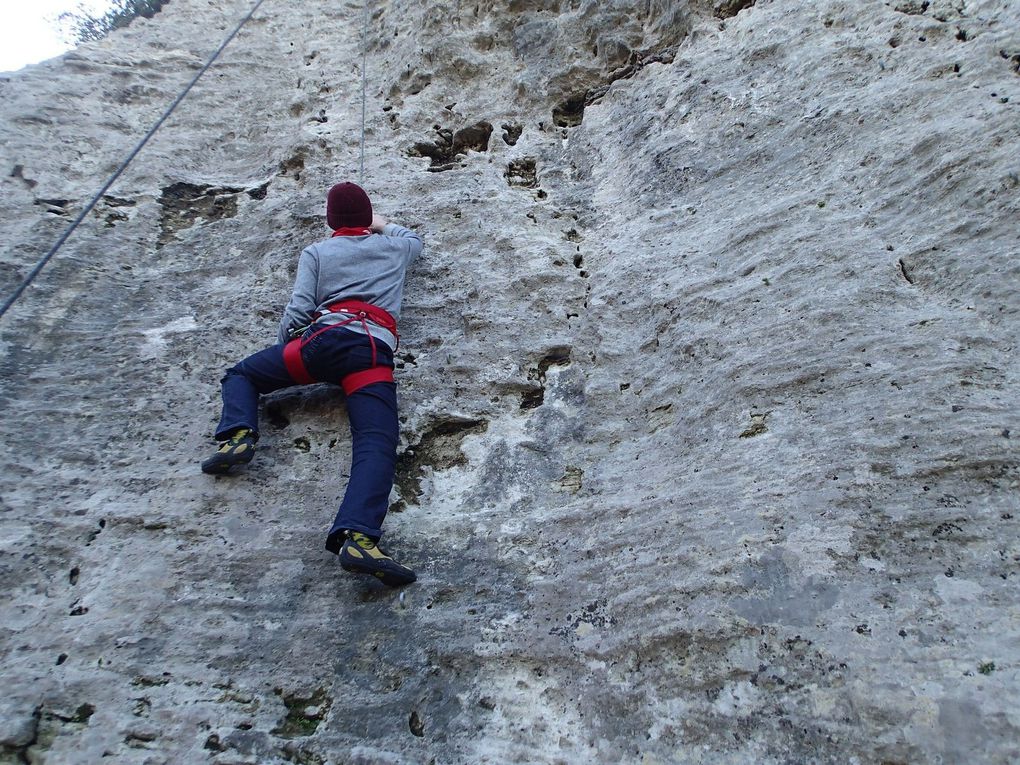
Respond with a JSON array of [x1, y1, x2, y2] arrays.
[[59, 0, 167, 44]]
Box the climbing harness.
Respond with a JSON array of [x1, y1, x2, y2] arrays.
[[282, 226, 397, 395], [282, 299, 398, 396], [0, 0, 268, 323]]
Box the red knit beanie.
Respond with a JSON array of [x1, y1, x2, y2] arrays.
[[326, 182, 372, 229]]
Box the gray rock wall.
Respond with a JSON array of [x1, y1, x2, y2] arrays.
[[1, 0, 1018, 762]]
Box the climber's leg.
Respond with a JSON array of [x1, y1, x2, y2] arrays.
[[325, 380, 399, 544], [202, 344, 295, 474]]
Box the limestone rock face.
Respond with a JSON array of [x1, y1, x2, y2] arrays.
[[1, 0, 1019, 762]]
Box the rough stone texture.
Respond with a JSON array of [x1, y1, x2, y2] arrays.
[[1, 0, 1019, 762]]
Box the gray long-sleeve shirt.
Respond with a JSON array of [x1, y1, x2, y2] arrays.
[[277, 222, 423, 348]]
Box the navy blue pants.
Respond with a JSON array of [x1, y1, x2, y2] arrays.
[[214, 327, 398, 549]]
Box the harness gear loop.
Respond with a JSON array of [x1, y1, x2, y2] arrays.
[[282, 300, 397, 395]]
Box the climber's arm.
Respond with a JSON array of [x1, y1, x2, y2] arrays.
[[373, 214, 423, 263], [278, 247, 319, 344]]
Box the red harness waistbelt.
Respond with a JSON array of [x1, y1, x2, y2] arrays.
[[282, 300, 397, 395]]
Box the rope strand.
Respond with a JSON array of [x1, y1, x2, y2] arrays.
[[0, 0, 268, 322], [360, 0, 369, 184]]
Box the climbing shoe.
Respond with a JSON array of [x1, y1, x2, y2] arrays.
[[339, 531, 417, 587], [200, 428, 256, 474]]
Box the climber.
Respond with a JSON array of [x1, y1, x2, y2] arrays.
[[200, 181, 422, 587]]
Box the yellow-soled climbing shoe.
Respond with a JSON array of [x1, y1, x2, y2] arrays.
[[201, 428, 256, 475], [339, 532, 417, 587]]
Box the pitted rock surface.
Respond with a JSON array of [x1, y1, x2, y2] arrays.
[[1, 1, 1018, 763]]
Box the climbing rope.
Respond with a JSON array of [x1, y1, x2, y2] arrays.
[[0, 0, 268, 322], [359, 0, 370, 183]]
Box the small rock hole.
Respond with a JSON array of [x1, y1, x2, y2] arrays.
[[409, 709, 425, 737], [552, 94, 586, 127]]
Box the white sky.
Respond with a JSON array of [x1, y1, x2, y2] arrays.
[[0, 1, 115, 73]]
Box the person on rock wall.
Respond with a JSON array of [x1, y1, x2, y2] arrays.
[[200, 182, 422, 587]]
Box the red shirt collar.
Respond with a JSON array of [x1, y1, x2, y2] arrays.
[[332, 227, 371, 237]]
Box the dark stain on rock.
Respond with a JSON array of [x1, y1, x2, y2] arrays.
[[279, 150, 306, 180], [715, 0, 758, 18], [932, 519, 966, 539], [158, 182, 248, 247], [84, 518, 105, 546], [132, 674, 171, 688], [97, 194, 136, 227], [247, 182, 270, 200], [521, 347, 572, 410], [102, 195, 135, 207], [394, 417, 489, 503], [552, 94, 586, 127], [549, 598, 615, 639], [34, 198, 71, 215], [11, 164, 38, 189], [501, 121, 523, 145], [124, 730, 158, 748], [55, 703, 95, 725], [520, 388, 545, 410], [272, 687, 331, 739], [408, 121, 493, 171], [556, 49, 677, 129], [404, 71, 432, 96], [892, 0, 930, 14], [1001, 49, 1020, 75], [898, 258, 915, 285], [739, 412, 768, 438], [505, 157, 537, 187], [265, 401, 291, 430], [409, 709, 425, 737]]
